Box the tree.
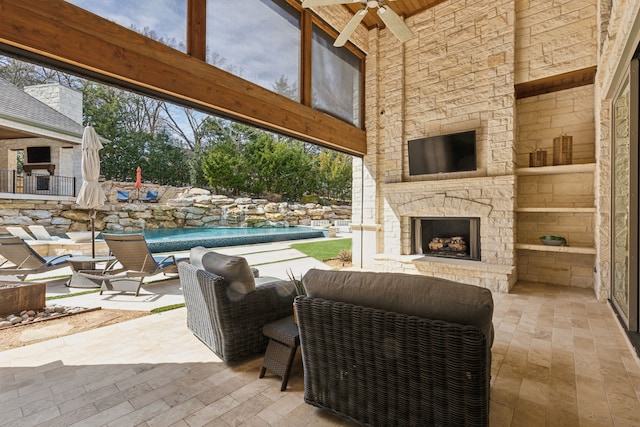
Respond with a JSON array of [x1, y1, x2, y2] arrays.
[[0, 56, 83, 89], [141, 132, 190, 185], [100, 131, 146, 182], [272, 75, 298, 101], [1, 55, 353, 201], [202, 140, 247, 195], [263, 140, 315, 200], [315, 150, 352, 202]]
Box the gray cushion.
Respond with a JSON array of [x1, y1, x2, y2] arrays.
[[190, 246, 255, 294], [302, 269, 493, 345]]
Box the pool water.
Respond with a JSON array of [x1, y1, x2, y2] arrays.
[[104, 226, 327, 253]]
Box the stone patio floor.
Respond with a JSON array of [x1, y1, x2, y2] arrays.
[[1, 235, 639, 426]]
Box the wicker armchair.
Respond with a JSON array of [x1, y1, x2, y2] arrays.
[[295, 269, 493, 427], [178, 262, 296, 364]]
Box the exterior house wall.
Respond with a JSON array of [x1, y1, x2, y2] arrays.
[[2, 83, 85, 195], [0, 136, 82, 190]]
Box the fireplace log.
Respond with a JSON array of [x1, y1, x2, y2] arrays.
[[428, 236, 467, 253]]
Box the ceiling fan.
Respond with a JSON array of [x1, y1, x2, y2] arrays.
[[302, 0, 414, 47]]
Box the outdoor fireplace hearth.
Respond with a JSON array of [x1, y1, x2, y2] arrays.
[[413, 217, 480, 261]]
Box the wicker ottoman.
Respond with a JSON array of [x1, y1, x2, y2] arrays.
[[259, 315, 300, 391]]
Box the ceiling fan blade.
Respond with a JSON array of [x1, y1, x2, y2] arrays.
[[302, 0, 360, 8], [333, 8, 368, 47], [377, 5, 413, 43]]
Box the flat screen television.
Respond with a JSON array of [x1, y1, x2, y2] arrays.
[[26, 146, 51, 164], [408, 130, 476, 175]]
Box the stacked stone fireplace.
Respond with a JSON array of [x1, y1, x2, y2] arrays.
[[378, 175, 517, 293]]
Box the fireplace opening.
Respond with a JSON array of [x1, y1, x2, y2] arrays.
[[412, 217, 480, 261]]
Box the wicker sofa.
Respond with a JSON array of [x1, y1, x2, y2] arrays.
[[295, 269, 494, 427], [178, 247, 296, 363]]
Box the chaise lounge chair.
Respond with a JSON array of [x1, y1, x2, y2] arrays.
[[28, 225, 65, 241], [138, 190, 158, 203], [0, 236, 73, 280], [5, 226, 35, 240], [95, 233, 187, 296], [116, 190, 130, 202]]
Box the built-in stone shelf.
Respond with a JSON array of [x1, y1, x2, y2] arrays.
[[516, 163, 596, 176], [515, 243, 596, 254]]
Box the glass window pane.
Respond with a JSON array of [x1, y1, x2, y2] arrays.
[[65, 0, 187, 52], [311, 25, 362, 127], [206, 0, 300, 101]]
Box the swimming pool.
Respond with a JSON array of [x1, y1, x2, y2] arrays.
[[104, 226, 327, 253]]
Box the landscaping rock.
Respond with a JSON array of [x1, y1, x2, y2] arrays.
[[0, 305, 91, 330]]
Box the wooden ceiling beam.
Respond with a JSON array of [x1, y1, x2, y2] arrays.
[[187, 0, 206, 60], [0, 0, 366, 156]]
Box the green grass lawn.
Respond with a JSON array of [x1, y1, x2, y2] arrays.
[[291, 238, 351, 261]]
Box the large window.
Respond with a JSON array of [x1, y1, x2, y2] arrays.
[[311, 24, 362, 127], [64, 0, 364, 129], [65, 0, 187, 52], [206, 0, 300, 101]]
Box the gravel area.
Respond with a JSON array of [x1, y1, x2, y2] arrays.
[[0, 307, 150, 351]]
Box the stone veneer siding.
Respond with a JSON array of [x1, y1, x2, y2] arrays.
[[351, 0, 519, 291]]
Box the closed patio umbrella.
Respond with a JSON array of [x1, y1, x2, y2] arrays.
[[135, 166, 142, 199], [76, 125, 106, 257]]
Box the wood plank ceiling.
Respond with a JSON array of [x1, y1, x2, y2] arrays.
[[343, 0, 447, 29]]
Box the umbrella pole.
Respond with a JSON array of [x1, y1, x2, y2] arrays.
[[90, 209, 96, 258]]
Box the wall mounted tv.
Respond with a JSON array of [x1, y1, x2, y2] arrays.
[[26, 146, 51, 164], [408, 130, 476, 175]]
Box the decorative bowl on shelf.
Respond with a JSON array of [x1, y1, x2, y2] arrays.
[[539, 235, 567, 246]]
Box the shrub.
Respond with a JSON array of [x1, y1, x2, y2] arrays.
[[337, 249, 352, 263]]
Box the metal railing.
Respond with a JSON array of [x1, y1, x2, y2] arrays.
[[0, 170, 76, 197]]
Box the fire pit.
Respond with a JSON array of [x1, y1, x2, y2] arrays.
[[0, 281, 46, 317]]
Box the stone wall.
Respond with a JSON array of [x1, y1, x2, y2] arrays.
[[514, 0, 597, 83], [349, 0, 601, 293], [0, 187, 351, 235], [352, 0, 519, 290]]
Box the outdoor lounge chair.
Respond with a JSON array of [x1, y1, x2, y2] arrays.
[[138, 190, 158, 203], [116, 190, 130, 202], [0, 236, 73, 280], [97, 233, 186, 295], [28, 225, 64, 241], [5, 226, 35, 240]]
